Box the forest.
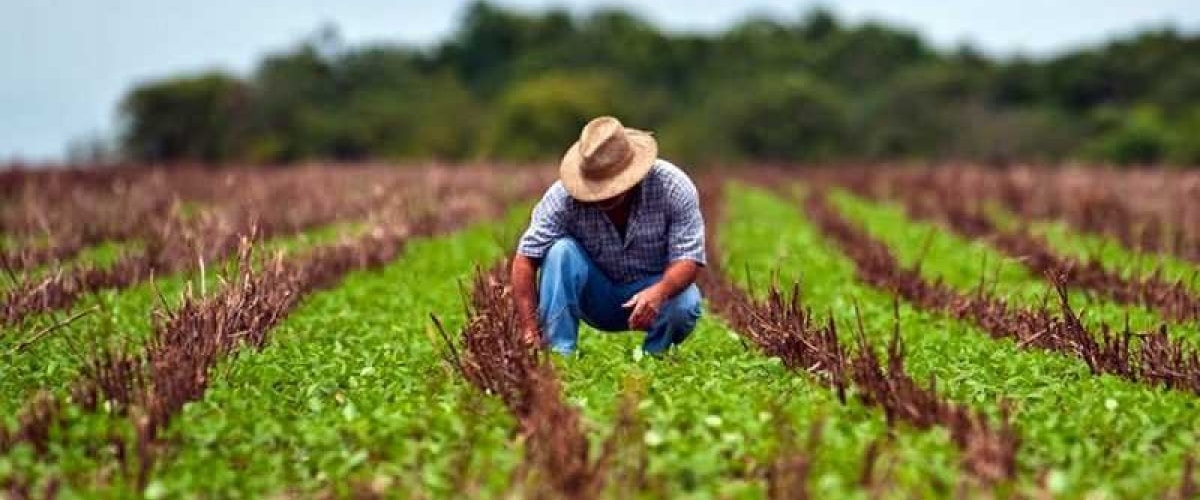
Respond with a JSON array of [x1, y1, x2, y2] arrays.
[[118, 2, 1200, 166]]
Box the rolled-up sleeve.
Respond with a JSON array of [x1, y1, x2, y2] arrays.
[[667, 177, 706, 266], [516, 182, 570, 259]]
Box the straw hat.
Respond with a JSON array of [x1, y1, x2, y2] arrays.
[[559, 116, 658, 202]]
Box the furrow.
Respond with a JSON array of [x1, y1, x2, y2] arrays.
[[0, 167, 435, 326], [803, 189, 1200, 401], [900, 167, 1199, 264], [723, 185, 1199, 496], [457, 263, 644, 499], [838, 169, 1200, 324], [0, 221, 357, 416], [0, 173, 525, 493], [146, 212, 528, 497], [700, 185, 1018, 488]]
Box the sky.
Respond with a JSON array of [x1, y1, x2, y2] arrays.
[[2, 0, 1197, 163]]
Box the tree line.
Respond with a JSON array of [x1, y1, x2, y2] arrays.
[[119, 2, 1200, 166]]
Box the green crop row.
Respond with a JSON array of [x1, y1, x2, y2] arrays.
[[0, 222, 364, 423], [2, 215, 514, 495], [722, 185, 1199, 497], [0, 240, 135, 295], [142, 200, 961, 498], [557, 317, 966, 498], [5, 183, 1197, 497], [986, 199, 1200, 298], [1033, 220, 1200, 295], [831, 190, 1193, 341], [128, 210, 529, 498]]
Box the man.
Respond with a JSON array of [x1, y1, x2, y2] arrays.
[[512, 116, 706, 356]]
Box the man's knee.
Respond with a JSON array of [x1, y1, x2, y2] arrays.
[[662, 285, 702, 327], [540, 238, 589, 290], [544, 238, 585, 266]]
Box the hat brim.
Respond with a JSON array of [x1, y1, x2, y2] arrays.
[[559, 129, 658, 202]]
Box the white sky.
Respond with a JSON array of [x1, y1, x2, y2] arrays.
[[2, 0, 1197, 162]]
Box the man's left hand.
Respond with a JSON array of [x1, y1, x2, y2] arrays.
[[623, 285, 667, 330]]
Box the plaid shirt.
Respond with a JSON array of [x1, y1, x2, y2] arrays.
[[517, 159, 706, 283]]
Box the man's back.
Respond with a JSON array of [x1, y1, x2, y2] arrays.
[[516, 159, 706, 284], [510, 116, 705, 355]]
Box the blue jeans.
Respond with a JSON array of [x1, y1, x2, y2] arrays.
[[538, 238, 702, 355]]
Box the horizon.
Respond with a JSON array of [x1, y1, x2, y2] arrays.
[[3, 0, 1198, 163]]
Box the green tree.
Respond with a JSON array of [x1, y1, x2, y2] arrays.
[[341, 71, 479, 161], [246, 39, 341, 161], [110, 3, 1200, 167], [855, 63, 982, 159], [814, 22, 933, 91], [120, 72, 250, 163], [1166, 106, 1200, 165], [1082, 105, 1173, 165], [478, 72, 631, 161], [439, 1, 576, 95], [665, 74, 847, 163]]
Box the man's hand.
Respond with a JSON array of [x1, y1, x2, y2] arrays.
[[520, 325, 541, 347], [511, 255, 542, 348], [623, 261, 701, 331], [623, 285, 667, 330]]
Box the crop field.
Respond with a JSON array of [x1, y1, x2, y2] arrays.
[[1, 164, 1199, 498]]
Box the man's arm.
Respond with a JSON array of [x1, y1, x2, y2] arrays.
[[624, 259, 700, 330], [512, 182, 570, 346], [626, 169, 707, 330], [511, 254, 541, 345]]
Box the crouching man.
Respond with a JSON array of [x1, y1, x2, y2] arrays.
[[511, 116, 706, 356]]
